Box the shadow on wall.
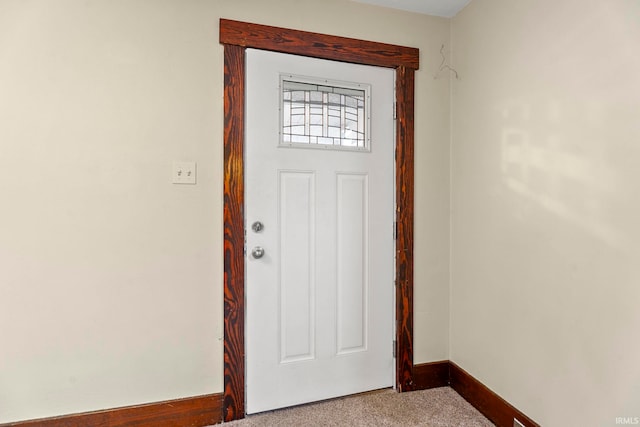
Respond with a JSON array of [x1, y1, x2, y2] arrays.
[[499, 99, 624, 251], [497, 96, 640, 421]]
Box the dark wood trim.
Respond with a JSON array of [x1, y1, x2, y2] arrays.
[[222, 43, 246, 423], [220, 19, 419, 421], [449, 362, 540, 427], [411, 361, 450, 390], [395, 66, 416, 391], [1, 364, 540, 427], [0, 394, 223, 427], [219, 19, 419, 70]]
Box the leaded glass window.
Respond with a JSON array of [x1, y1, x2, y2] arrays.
[[280, 76, 370, 151]]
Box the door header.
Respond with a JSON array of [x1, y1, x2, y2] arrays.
[[219, 19, 419, 70]]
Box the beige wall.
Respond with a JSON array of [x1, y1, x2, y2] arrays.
[[451, 0, 640, 425], [0, 0, 451, 422]]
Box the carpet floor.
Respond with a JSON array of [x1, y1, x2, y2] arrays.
[[219, 387, 494, 426]]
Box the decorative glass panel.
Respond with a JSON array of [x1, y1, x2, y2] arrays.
[[280, 76, 370, 151]]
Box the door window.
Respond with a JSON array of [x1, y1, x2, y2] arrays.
[[280, 76, 370, 151]]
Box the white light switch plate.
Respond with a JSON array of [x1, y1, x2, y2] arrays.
[[173, 161, 196, 184]]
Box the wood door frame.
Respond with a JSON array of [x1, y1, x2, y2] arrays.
[[220, 19, 419, 421]]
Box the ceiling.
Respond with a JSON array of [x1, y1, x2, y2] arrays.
[[351, 0, 472, 18]]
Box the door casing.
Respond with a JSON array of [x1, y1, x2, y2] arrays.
[[220, 19, 419, 422]]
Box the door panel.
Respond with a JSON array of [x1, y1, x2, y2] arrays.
[[336, 173, 368, 355], [279, 171, 315, 362], [246, 49, 394, 414]]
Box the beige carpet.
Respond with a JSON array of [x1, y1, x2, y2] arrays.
[[220, 387, 494, 426]]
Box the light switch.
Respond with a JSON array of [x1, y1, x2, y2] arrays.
[[173, 161, 196, 184]]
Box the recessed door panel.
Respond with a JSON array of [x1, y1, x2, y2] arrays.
[[336, 173, 368, 354], [279, 171, 316, 362]]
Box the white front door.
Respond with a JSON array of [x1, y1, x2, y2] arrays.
[[245, 49, 395, 414]]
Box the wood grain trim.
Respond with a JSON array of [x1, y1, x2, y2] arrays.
[[219, 19, 419, 70], [0, 394, 223, 427], [220, 18, 419, 421], [411, 361, 450, 390], [395, 66, 416, 392], [222, 44, 246, 422], [449, 362, 540, 427]]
